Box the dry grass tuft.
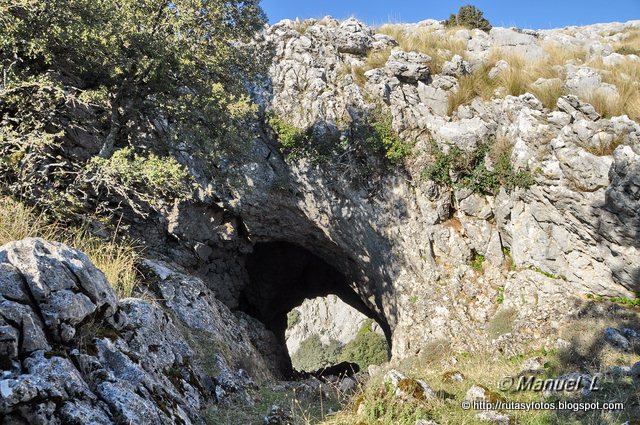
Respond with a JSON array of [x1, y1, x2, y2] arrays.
[[0, 197, 140, 298], [587, 57, 640, 121], [377, 24, 468, 74], [359, 24, 638, 120], [447, 61, 497, 114], [351, 48, 392, 85], [613, 28, 640, 56], [447, 45, 587, 114]]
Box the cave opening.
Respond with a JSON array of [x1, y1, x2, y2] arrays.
[[239, 241, 391, 377]]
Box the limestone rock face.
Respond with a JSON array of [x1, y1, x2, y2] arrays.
[[285, 295, 382, 355], [259, 17, 640, 361], [385, 49, 432, 83], [0, 239, 274, 423], [489, 27, 546, 61]]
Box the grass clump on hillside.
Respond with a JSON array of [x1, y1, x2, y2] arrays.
[[0, 197, 140, 298], [586, 57, 640, 122], [376, 25, 468, 74], [613, 28, 640, 56], [445, 41, 639, 121], [323, 325, 640, 425], [352, 48, 393, 85]]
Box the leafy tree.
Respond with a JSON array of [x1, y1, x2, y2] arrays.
[[0, 0, 268, 157], [291, 334, 343, 372], [443, 5, 492, 32], [340, 319, 389, 370]]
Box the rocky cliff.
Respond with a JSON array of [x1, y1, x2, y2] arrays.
[[1, 15, 640, 424]]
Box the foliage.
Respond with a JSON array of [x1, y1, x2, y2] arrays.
[[339, 319, 389, 371], [89, 147, 192, 201], [586, 292, 640, 308], [470, 253, 486, 272], [496, 287, 505, 304], [287, 309, 301, 328], [443, 5, 492, 32], [528, 266, 562, 280], [422, 140, 534, 195], [267, 115, 309, 160], [502, 246, 516, 271], [366, 111, 412, 164], [291, 320, 389, 373], [268, 108, 410, 168], [0, 197, 139, 298], [291, 334, 343, 372], [0, 0, 267, 156]]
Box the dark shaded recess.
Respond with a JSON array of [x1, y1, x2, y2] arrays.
[[239, 241, 391, 377]]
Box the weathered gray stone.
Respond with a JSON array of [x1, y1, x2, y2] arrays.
[[441, 54, 471, 77], [476, 410, 510, 424], [490, 28, 546, 61], [385, 49, 432, 83], [335, 18, 374, 54], [604, 327, 631, 351]]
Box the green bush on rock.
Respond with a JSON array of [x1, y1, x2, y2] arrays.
[[340, 319, 389, 371], [1, 0, 267, 157], [422, 140, 534, 195], [89, 147, 193, 203]]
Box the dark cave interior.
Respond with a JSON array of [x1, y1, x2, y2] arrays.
[[238, 241, 391, 376]]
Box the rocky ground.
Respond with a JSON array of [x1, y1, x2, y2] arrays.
[[2, 15, 640, 425]]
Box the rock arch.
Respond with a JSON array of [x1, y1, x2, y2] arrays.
[[238, 241, 392, 376]]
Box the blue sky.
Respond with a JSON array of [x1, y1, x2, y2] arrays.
[[261, 0, 640, 29]]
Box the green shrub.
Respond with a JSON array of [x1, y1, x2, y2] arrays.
[[291, 334, 342, 372], [89, 147, 192, 202], [471, 253, 486, 272], [287, 309, 300, 328], [443, 5, 492, 32], [366, 111, 412, 164], [1, 0, 267, 157], [268, 115, 307, 153], [422, 140, 534, 195], [340, 319, 389, 370]]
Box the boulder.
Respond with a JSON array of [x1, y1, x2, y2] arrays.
[[335, 18, 374, 55], [441, 54, 472, 77], [386, 49, 432, 83]]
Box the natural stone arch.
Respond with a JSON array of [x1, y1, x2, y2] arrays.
[[238, 241, 392, 376]]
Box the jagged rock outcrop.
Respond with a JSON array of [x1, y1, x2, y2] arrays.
[[285, 295, 383, 355], [249, 17, 640, 359], [0, 239, 275, 423]]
